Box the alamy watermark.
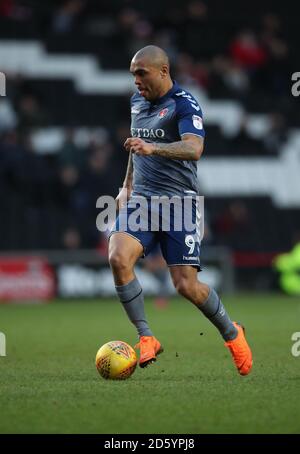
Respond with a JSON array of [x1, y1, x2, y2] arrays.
[[0, 332, 6, 356], [291, 332, 300, 357], [0, 72, 6, 96], [291, 72, 300, 97], [96, 191, 204, 240]]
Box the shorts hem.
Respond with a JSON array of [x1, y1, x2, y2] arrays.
[[167, 263, 202, 271]]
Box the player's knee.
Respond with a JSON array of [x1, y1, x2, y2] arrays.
[[174, 276, 192, 298], [108, 250, 128, 273]]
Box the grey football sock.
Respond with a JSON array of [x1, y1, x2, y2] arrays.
[[198, 288, 238, 341], [115, 277, 153, 337]]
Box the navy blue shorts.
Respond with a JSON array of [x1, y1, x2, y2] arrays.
[[110, 196, 201, 271]]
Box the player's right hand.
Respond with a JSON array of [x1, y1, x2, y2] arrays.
[[115, 187, 131, 210]]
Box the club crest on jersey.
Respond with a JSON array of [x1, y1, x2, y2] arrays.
[[192, 115, 203, 130], [158, 108, 168, 119]]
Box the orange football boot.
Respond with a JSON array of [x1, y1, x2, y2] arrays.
[[225, 322, 253, 376], [135, 336, 164, 368]]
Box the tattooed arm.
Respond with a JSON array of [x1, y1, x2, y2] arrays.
[[124, 134, 204, 161]]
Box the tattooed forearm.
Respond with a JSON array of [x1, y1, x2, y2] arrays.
[[152, 141, 200, 161]]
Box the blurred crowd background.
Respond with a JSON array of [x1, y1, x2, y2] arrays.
[[0, 0, 299, 292]]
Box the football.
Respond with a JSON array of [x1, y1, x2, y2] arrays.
[[95, 340, 137, 380]]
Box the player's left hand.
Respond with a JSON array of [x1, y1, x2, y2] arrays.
[[124, 138, 154, 156]]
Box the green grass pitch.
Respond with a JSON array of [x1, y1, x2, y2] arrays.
[[0, 294, 300, 434]]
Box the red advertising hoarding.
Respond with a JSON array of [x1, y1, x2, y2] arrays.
[[0, 257, 55, 302]]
